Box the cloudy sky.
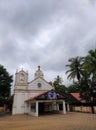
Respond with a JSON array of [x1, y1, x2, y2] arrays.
[[0, 0, 96, 87]]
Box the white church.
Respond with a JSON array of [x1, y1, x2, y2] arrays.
[[12, 66, 66, 116]]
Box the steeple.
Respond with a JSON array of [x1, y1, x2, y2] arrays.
[[38, 65, 40, 70], [34, 66, 44, 79]]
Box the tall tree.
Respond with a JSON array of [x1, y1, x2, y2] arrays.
[[0, 65, 13, 100], [53, 75, 67, 95], [54, 75, 63, 86], [83, 49, 96, 79], [66, 49, 96, 113], [66, 56, 84, 82], [80, 49, 96, 113], [67, 83, 79, 93]]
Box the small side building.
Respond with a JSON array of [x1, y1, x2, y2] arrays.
[[12, 66, 66, 116], [68, 93, 96, 113]]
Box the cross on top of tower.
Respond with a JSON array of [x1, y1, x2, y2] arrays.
[[38, 65, 40, 70], [34, 65, 44, 79]]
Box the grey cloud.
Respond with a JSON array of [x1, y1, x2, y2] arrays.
[[0, 0, 96, 86], [0, 0, 62, 37]]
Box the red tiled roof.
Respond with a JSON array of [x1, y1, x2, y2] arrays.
[[71, 93, 81, 102]]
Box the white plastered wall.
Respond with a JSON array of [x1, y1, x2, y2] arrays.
[[12, 91, 28, 115], [28, 78, 53, 91]]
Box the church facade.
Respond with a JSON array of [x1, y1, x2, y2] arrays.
[[12, 66, 66, 116]]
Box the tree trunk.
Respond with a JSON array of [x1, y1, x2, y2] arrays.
[[90, 104, 94, 114]]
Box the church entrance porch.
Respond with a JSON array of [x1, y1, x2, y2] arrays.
[[27, 100, 66, 117], [38, 101, 65, 116], [25, 90, 66, 117], [39, 101, 55, 115]]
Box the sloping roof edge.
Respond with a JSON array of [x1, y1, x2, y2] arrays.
[[70, 93, 81, 102], [25, 90, 50, 102]]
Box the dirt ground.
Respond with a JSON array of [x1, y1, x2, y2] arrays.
[[0, 112, 96, 130]]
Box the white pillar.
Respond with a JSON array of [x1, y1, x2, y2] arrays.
[[36, 101, 39, 117], [63, 101, 66, 114], [57, 103, 59, 111], [67, 103, 70, 112]]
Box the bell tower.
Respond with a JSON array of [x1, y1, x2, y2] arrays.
[[15, 69, 28, 88]]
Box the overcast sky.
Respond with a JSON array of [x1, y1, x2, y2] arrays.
[[0, 0, 96, 87]]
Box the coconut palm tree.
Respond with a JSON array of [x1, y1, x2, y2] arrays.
[[83, 49, 96, 79], [53, 75, 67, 95], [79, 49, 96, 114], [66, 50, 96, 113], [54, 75, 63, 86], [66, 56, 84, 83]]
